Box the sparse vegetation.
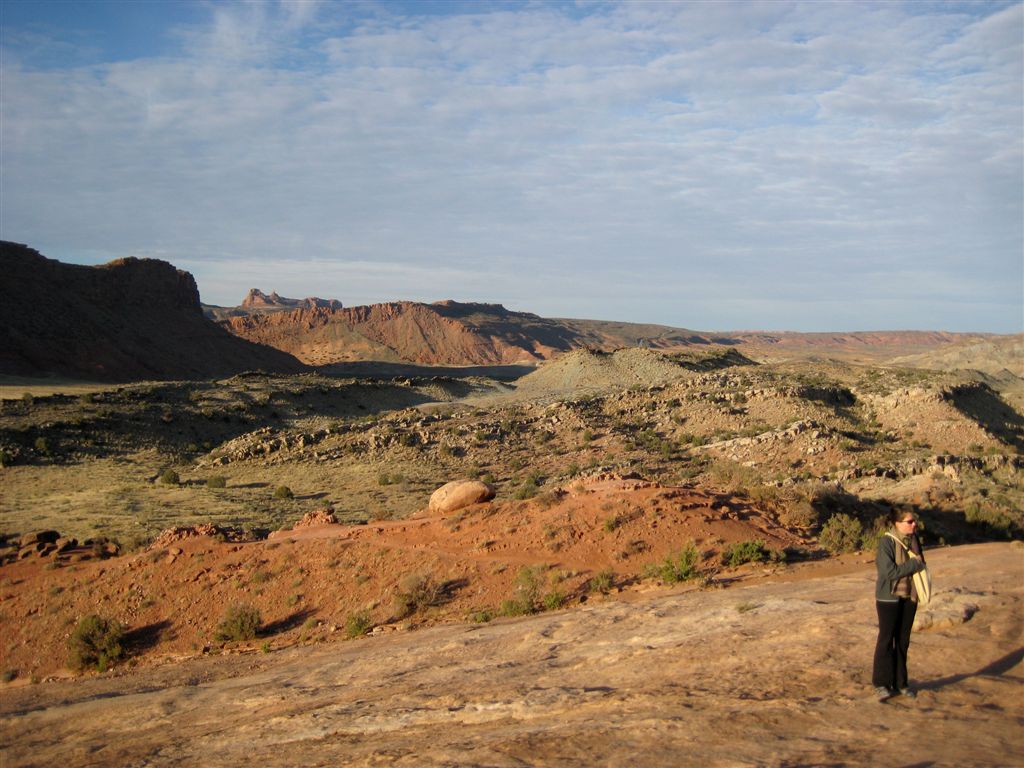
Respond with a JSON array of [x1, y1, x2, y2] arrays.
[[393, 573, 443, 619], [722, 540, 770, 567], [68, 614, 125, 672], [159, 468, 180, 485], [818, 514, 864, 555], [214, 604, 262, 641], [647, 542, 701, 584], [345, 610, 373, 638], [588, 569, 616, 594]]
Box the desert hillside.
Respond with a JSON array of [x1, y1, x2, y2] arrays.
[[0, 243, 306, 382], [889, 333, 1024, 378]]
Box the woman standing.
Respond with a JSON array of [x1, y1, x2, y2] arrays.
[[872, 509, 926, 701]]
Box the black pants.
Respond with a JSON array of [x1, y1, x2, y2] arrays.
[[872, 598, 917, 689]]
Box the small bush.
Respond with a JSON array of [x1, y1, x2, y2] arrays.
[[273, 485, 294, 499], [159, 468, 180, 485], [393, 573, 442, 619], [206, 475, 227, 489], [513, 565, 543, 611], [513, 476, 540, 500], [33, 436, 50, 455], [650, 542, 701, 584], [722, 540, 769, 567], [214, 604, 262, 641], [588, 569, 616, 594], [542, 590, 566, 611], [68, 614, 125, 672], [345, 610, 373, 638], [819, 513, 864, 555], [0, 449, 12, 467], [499, 598, 531, 617], [965, 502, 1016, 537]]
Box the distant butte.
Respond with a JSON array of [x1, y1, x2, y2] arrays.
[[241, 288, 343, 311]]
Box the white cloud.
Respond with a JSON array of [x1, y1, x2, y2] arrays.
[[1, 0, 1021, 332]]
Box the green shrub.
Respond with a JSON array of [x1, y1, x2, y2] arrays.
[[542, 590, 566, 611], [819, 513, 864, 554], [588, 569, 616, 594], [393, 573, 442, 619], [499, 598, 531, 617], [965, 502, 1016, 537], [206, 475, 227, 489], [514, 565, 543, 611], [159, 468, 180, 485], [722, 540, 769, 567], [345, 610, 373, 638], [650, 542, 701, 583], [33, 436, 50, 455], [214, 604, 262, 641], [0, 449, 12, 468], [273, 485, 294, 499], [68, 614, 125, 671], [513, 475, 541, 500]]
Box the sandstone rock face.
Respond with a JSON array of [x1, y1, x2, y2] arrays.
[[428, 480, 496, 514], [0, 242, 306, 381]]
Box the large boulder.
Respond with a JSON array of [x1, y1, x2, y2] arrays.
[[429, 480, 496, 514]]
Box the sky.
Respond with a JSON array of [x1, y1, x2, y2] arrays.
[[1, 0, 1022, 333]]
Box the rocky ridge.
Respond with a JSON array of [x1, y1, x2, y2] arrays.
[[0, 242, 305, 382]]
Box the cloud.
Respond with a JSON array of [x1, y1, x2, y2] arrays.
[[1, 0, 1020, 332]]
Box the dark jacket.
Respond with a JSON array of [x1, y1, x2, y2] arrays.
[[875, 532, 925, 602]]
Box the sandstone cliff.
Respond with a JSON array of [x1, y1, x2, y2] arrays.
[[0, 242, 306, 381]]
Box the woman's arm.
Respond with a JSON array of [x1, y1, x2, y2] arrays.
[[876, 535, 924, 586]]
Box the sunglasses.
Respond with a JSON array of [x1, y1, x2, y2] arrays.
[[898, 519, 917, 525]]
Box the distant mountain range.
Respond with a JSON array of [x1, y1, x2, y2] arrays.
[[213, 293, 1009, 371], [2, 242, 1018, 381]]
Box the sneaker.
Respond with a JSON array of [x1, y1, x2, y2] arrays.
[[875, 686, 893, 701], [899, 688, 917, 699]]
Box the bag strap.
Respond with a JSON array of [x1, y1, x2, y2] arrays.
[[885, 532, 919, 559], [885, 531, 907, 550]]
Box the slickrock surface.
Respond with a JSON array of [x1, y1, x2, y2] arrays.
[[2, 542, 1020, 767]]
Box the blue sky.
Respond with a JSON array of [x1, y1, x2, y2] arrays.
[[2, 0, 1021, 332]]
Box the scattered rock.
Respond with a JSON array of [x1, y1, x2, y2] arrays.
[[292, 508, 339, 529], [428, 480, 496, 514]]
